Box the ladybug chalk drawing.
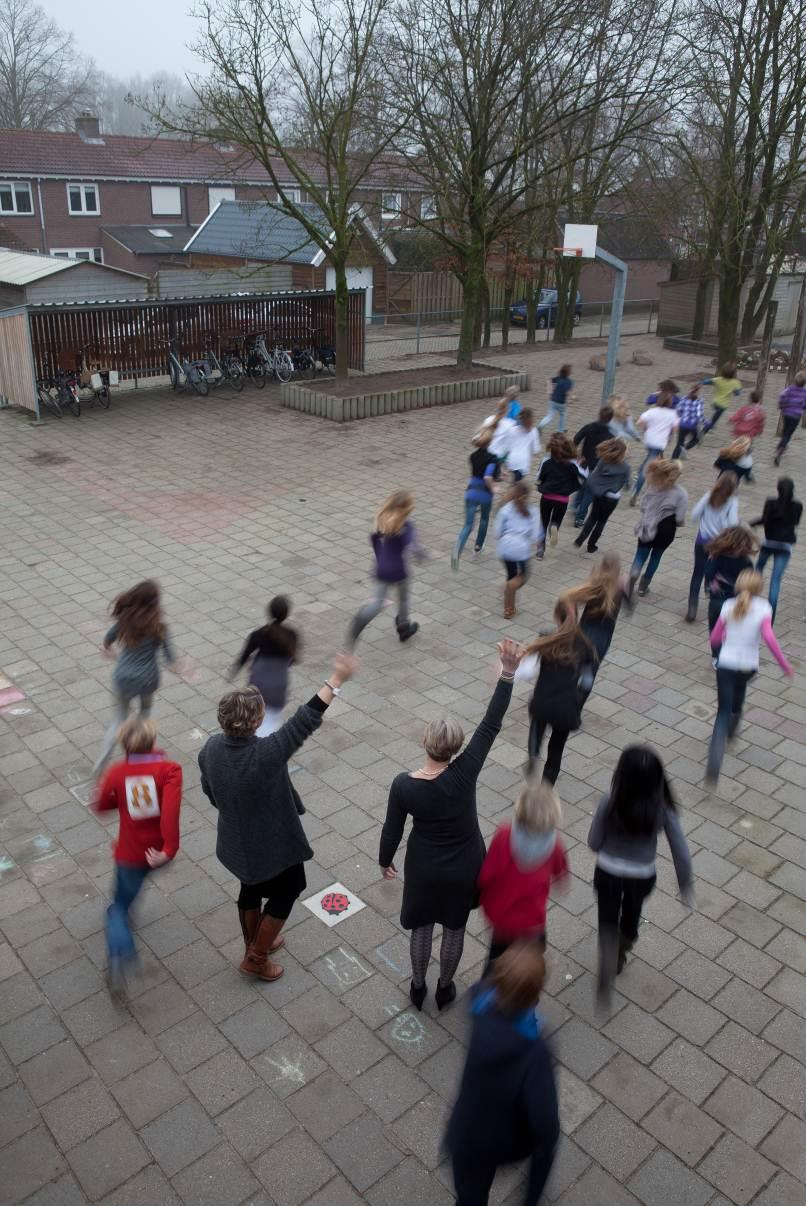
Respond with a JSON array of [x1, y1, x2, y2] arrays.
[[302, 881, 367, 927]]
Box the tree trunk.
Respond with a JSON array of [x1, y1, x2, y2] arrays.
[[787, 274, 806, 384], [482, 279, 491, 349], [692, 276, 711, 340], [526, 257, 548, 344], [553, 260, 580, 344], [332, 258, 350, 381], [717, 262, 742, 367], [501, 272, 514, 350], [741, 265, 780, 346], [458, 255, 485, 368]]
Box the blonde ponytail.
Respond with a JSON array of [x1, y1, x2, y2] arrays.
[[733, 569, 763, 620]]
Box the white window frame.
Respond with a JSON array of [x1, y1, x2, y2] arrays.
[[382, 191, 402, 220], [50, 247, 103, 263], [66, 182, 100, 215], [0, 181, 34, 215], [277, 186, 301, 204], [208, 186, 236, 211], [420, 195, 437, 220], [151, 185, 182, 216]]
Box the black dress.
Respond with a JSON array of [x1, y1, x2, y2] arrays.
[[379, 678, 513, 930], [528, 635, 591, 731]]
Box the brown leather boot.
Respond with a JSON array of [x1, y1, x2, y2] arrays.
[[238, 907, 284, 956], [239, 914, 285, 981]]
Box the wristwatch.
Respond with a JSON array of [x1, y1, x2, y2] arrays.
[[324, 680, 342, 696]]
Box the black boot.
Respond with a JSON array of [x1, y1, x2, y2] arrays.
[[637, 577, 650, 598], [616, 935, 633, 975], [685, 597, 698, 622], [409, 980, 427, 1010], [435, 981, 457, 1010], [396, 620, 419, 643]]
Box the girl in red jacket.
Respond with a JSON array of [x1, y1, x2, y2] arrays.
[[479, 780, 569, 965], [93, 717, 182, 987]]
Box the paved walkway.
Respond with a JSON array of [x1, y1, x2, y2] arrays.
[[0, 337, 804, 1205]]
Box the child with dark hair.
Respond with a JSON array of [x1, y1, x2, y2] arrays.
[[538, 363, 574, 432], [572, 405, 615, 524], [444, 942, 560, 1206], [672, 384, 705, 456], [751, 477, 803, 620], [704, 525, 758, 635], [588, 745, 693, 1001], [535, 433, 585, 558], [232, 596, 300, 736], [93, 717, 182, 989], [685, 472, 739, 622], [729, 389, 765, 480], [701, 362, 742, 433], [773, 371, 806, 465]]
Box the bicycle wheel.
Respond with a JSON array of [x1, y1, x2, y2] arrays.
[[225, 356, 245, 392], [190, 368, 209, 397], [61, 385, 81, 417], [297, 352, 317, 381], [248, 360, 266, 388], [275, 352, 294, 383], [97, 386, 111, 409], [38, 385, 62, 419]]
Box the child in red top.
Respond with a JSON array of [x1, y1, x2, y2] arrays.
[[479, 781, 569, 964], [730, 390, 765, 482], [93, 717, 182, 986]]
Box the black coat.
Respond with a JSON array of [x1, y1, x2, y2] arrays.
[[529, 635, 591, 731], [379, 678, 513, 930]]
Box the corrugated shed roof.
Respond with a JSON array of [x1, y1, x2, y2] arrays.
[[102, 224, 198, 254], [186, 202, 324, 262], [0, 250, 76, 284]]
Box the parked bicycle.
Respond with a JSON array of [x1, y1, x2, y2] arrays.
[[245, 331, 294, 385], [159, 331, 210, 397], [76, 343, 112, 408], [201, 330, 245, 392], [37, 355, 81, 419]]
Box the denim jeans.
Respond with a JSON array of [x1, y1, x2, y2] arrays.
[[574, 482, 592, 524], [631, 543, 664, 583], [688, 541, 708, 602], [632, 448, 662, 497], [106, 864, 149, 968], [707, 668, 754, 779], [349, 580, 410, 646], [756, 547, 790, 619], [777, 414, 800, 452], [537, 402, 566, 432], [456, 499, 492, 556]]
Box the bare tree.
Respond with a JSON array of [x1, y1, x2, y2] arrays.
[[0, 0, 95, 129], [147, 0, 407, 378], [97, 72, 198, 136]]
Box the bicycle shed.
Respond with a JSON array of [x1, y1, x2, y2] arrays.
[[0, 288, 367, 420]]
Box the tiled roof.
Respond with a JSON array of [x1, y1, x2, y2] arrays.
[[185, 202, 324, 263], [0, 127, 422, 190], [102, 224, 198, 254]]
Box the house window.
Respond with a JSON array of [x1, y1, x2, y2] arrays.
[[0, 181, 33, 214], [67, 183, 100, 215], [420, 195, 437, 220], [51, 247, 103, 263], [151, 185, 182, 215], [382, 192, 402, 219], [277, 186, 301, 204], [208, 186, 236, 211]]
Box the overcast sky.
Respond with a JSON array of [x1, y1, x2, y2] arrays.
[[42, 0, 200, 76]]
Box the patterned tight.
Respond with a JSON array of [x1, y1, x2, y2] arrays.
[[409, 923, 466, 989]]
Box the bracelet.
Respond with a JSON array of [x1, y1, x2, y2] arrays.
[[500, 672, 515, 682], [324, 680, 342, 696]]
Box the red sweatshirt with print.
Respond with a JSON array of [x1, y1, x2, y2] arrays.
[[93, 751, 182, 867], [478, 823, 569, 941]]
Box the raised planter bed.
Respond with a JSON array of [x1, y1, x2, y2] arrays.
[[280, 363, 529, 422]]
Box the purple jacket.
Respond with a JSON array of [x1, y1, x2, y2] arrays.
[[779, 384, 806, 418], [371, 521, 416, 582]]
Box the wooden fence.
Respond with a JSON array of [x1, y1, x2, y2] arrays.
[[0, 308, 37, 412], [385, 269, 556, 316], [27, 290, 365, 382]]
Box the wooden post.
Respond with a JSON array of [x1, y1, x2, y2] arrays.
[[787, 274, 806, 385], [755, 300, 778, 401]]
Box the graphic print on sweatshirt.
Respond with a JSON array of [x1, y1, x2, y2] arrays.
[[125, 775, 161, 820]]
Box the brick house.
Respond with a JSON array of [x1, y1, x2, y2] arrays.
[[0, 116, 427, 279]]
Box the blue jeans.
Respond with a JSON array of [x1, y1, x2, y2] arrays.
[[756, 547, 790, 619], [538, 402, 566, 432], [457, 499, 492, 555], [707, 668, 753, 779], [631, 543, 664, 583], [106, 864, 149, 968], [574, 483, 592, 524], [632, 448, 662, 497]]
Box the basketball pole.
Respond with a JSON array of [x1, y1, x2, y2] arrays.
[[594, 247, 628, 403]]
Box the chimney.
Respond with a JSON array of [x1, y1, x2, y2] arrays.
[[75, 114, 104, 144]]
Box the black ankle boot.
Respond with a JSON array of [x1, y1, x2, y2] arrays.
[[409, 981, 427, 1010], [435, 981, 456, 1010], [685, 597, 698, 622], [397, 621, 419, 643], [616, 936, 633, 974]]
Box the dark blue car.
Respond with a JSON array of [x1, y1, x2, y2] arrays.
[[510, 288, 582, 329]]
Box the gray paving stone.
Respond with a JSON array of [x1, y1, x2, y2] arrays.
[[0, 1081, 39, 1147], [556, 1065, 602, 1134], [0, 970, 45, 1025], [666, 949, 733, 1000], [217, 1085, 296, 1159], [154, 1012, 229, 1073], [251, 1032, 328, 1099], [189, 967, 262, 1023], [18, 1038, 92, 1105], [0, 1002, 66, 1064], [42, 1076, 121, 1150], [698, 1132, 777, 1205], [760, 1113, 806, 1185], [66, 1117, 150, 1201], [0, 1125, 67, 1203], [324, 1111, 405, 1192], [553, 1017, 617, 1081], [655, 988, 725, 1046], [590, 1052, 668, 1123], [651, 1037, 726, 1104], [170, 1141, 260, 1206], [556, 1163, 640, 1205], [389, 1091, 449, 1170], [603, 1003, 675, 1064], [758, 1054, 806, 1120], [753, 1171, 806, 1206], [352, 1053, 429, 1122], [717, 936, 781, 990], [706, 1021, 779, 1082], [376, 1008, 451, 1069], [574, 1103, 656, 1181], [365, 1155, 454, 1205], [184, 1047, 258, 1116], [85, 1023, 160, 1086], [765, 967, 806, 1018], [95, 1164, 180, 1206], [111, 1058, 189, 1128], [39, 955, 105, 1011], [705, 1074, 785, 1147], [627, 1149, 712, 1206], [62, 991, 128, 1047], [128, 978, 197, 1037], [711, 979, 781, 1035], [141, 1098, 222, 1177], [218, 997, 291, 1058], [643, 1091, 724, 1166], [341, 972, 412, 1029], [302, 1176, 365, 1206], [761, 1007, 805, 1062], [253, 1128, 336, 1206], [21, 1172, 88, 1206]]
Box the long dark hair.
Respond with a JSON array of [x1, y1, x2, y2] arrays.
[[525, 597, 594, 666], [264, 595, 296, 659], [110, 580, 165, 647], [606, 745, 677, 837], [769, 476, 798, 522]]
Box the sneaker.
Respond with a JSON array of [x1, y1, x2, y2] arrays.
[[773, 452, 782, 467], [549, 525, 559, 547], [629, 493, 637, 507], [535, 545, 545, 561], [637, 579, 650, 597], [573, 519, 585, 529], [587, 543, 598, 553]]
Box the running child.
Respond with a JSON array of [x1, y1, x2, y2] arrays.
[[630, 459, 688, 598], [729, 390, 765, 480], [452, 429, 499, 569], [701, 363, 742, 433], [501, 408, 541, 481], [588, 745, 693, 1002], [706, 571, 794, 783], [349, 490, 424, 646], [93, 717, 182, 988], [773, 372, 806, 466], [714, 437, 753, 484], [476, 387, 520, 461], [630, 396, 680, 503], [686, 472, 739, 622], [672, 384, 705, 457], [523, 598, 594, 782], [573, 405, 615, 526], [573, 438, 631, 553], [538, 364, 574, 432], [564, 554, 631, 688], [231, 596, 300, 736], [751, 477, 803, 620], [535, 433, 585, 558], [704, 526, 758, 635], [478, 780, 569, 966], [493, 481, 542, 619], [608, 395, 641, 442], [95, 580, 179, 773]]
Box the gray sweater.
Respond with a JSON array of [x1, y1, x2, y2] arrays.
[[587, 460, 632, 498], [198, 700, 324, 883], [587, 793, 693, 890]]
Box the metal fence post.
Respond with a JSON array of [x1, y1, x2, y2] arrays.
[[599, 304, 604, 338], [647, 301, 654, 334], [416, 310, 421, 355]]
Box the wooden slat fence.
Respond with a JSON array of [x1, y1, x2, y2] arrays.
[[0, 308, 37, 412], [386, 269, 557, 316]]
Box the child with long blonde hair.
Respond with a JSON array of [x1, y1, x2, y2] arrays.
[[706, 570, 793, 782], [349, 489, 424, 646], [608, 395, 641, 442], [523, 599, 595, 782], [564, 554, 631, 687], [714, 436, 752, 484]]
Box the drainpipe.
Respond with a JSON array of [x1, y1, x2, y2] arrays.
[[36, 179, 47, 252]]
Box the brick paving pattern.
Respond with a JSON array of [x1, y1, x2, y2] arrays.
[[0, 337, 804, 1205]]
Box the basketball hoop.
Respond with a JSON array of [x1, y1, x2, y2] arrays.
[[554, 247, 583, 257]]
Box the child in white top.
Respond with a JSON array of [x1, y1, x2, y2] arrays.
[[501, 409, 541, 481], [630, 401, 680, 502], [706, 570, 793, 782]]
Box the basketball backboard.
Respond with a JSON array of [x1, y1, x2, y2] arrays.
[[561, 223, 598, 259]]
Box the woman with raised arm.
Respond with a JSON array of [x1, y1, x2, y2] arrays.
[[379, 640, 524, 1013]]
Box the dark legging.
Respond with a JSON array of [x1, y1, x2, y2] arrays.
[[777, 414, 800, 453], [577, 496, 618, 550], [528, 716, 569, 784], [540, 498, 568, 532], [410, 923, 465, 988], [238, 864, 306, 920]]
